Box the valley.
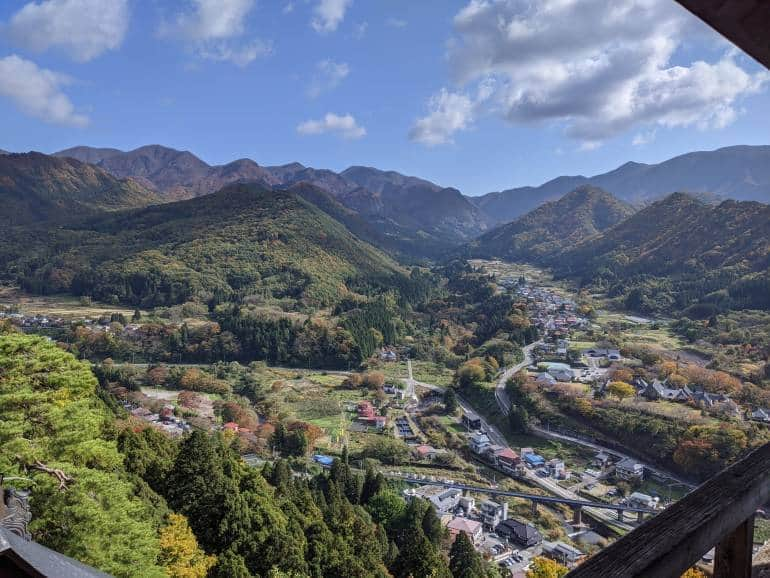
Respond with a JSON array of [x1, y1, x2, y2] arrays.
[[1, 145, 769, 578]]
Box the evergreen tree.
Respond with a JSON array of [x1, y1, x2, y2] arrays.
[[449, 532, 485, 578], [210, 550, 252, 578], [444, 386, 459, 414]]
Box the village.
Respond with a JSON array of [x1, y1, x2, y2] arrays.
[[3, 267, 768, 577]]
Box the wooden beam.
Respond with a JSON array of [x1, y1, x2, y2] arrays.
[[567, 443, 770, 578], [675, 0, 770, 69], [714, 515, 755, 578]]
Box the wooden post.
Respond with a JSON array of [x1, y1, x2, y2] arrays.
[[714, 515, 754, 578], [531, 501, 538, 516]]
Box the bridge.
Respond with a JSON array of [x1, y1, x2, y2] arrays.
[[385, 473, 657, 524]]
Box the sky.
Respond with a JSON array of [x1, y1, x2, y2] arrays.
[[1, 0, 769, 196]]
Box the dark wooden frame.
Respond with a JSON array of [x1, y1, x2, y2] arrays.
[[568, 442, 770, 577]]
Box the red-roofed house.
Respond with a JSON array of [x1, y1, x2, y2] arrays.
[[495, 447, 521, 474], [223, 422, 240, 433], [447, 517, 483, 544], [357, 401, 376, 419]]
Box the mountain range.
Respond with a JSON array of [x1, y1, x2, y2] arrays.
[[1, 145, 768, 315], [471, 145, 770, 224], [54, 145, 489, 252]]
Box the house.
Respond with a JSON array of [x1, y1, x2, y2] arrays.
[[751, 408, 770, 423], [547, 458, 566, 479], [495, 519, 543, 548], [535, 372, 557, 387], [545, 363, 574, 382], [594, 452, 612, 468], [357, 401, 376, 419], [523, 453, 546, 468], [462, 411, 483, 430], [404, 486, 462, 513], [615, 457, 644, 480], [469, 431, 491, 454], [223, 422, 240, 433], [583, 348, 621, 361], [691, 390, 731, 409], [380, 349, 398, 362], [414, 444, 440, 460], [447, 517, 483, 544], [641, 380, 692, 402], [458, 496, 475, 515], [542, 541, 585, 567], [628, 492, 659, 509], [478, 499, 508, 529], [159, 404, 175, 420], [494, 447, 521, 474]]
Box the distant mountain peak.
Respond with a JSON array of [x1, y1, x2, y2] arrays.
[[474, 145, 770, 224]]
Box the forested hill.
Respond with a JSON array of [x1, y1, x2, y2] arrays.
[[558, 193, 770, 315], [3, 183, 406, 308], [0, 152, 161, 226], [466, 185, 634, 263]]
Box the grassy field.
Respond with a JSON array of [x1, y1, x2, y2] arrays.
[[0, 286, 144, 319]]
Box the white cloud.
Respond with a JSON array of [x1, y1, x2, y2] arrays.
[[297, 113, 366, 139], [7, 0, 128, 62], [412, 0, 769, 146], [386, 18, 407, 28], [307, 59, 350, 98], [0, 55, 88, 126], [409, 89, 474, 146], [168, 0, 271, 66], [283, 2, 295, 14], [311, 0, 352, 34]]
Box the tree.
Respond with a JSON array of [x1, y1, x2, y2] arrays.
[[0, 334, 166, 578], [158, 513, 216, 578], [681, 569, 706, 578], [509, 404, 530, 434], [210, 550, 252, 578], [449, 532, 485, 578], [526, 556, 568, 578], [444, 386, 458, 414], [456, 360, 485, 388], [132, 308, 142, 322], [607, 381, 635, 402]]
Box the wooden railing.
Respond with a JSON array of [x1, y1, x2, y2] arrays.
[[568, 442, 770, 578]]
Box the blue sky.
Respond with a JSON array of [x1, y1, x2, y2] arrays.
[[1, 0, 768, 196]]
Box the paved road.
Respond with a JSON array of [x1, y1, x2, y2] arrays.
[[495, 340, 542, 416], [490, 344, 693, 488], [529, 425, 693, 488]]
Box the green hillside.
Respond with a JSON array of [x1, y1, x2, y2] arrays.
[[0, 152, 161, 226], [559, 193, 770, 314], [2, 183, 404, 308], [468, 185, 634, 262]]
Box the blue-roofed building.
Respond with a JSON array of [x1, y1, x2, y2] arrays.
[[313, 454, 334, 467], [523, 453, 545, 467]]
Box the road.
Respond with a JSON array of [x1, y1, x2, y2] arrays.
[[494, 340, 542, 416], [489, 344, 693, 488], [529, 425, 693, 488]]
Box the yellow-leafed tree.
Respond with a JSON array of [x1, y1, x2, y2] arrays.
[[526, 556, 569, 578], [158, 513, 216, 578]]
